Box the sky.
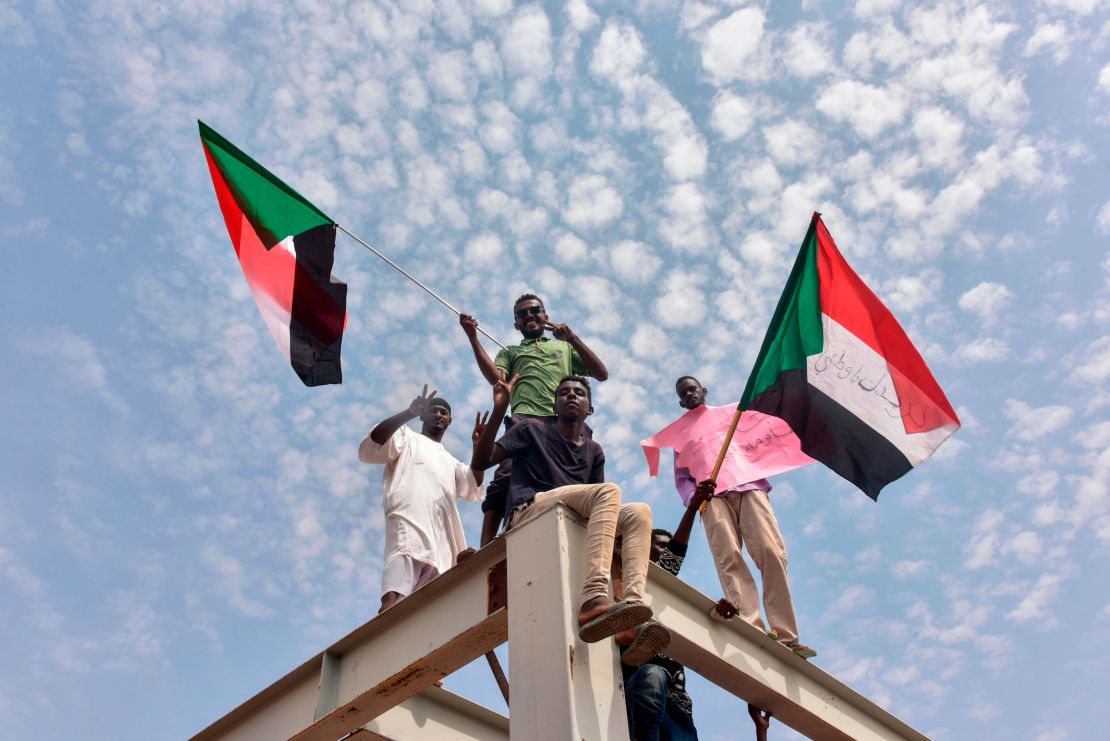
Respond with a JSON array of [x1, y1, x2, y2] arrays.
[[1, 0, 1109, 739]]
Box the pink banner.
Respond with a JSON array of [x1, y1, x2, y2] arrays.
[[641, 404, 816, 495]]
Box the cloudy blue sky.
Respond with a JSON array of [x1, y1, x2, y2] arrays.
[[2, 0, 1109, 739]]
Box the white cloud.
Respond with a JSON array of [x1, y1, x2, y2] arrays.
[[15, 327, 128, 415], [1003, 399, 1075, 442], [502, 5, 552, 80], [1070, 337, 1110, 385], [566, 0, 598, 31], [892, 559, 927, 579], [659, 183, 712, 251], [653, 271, 707, 327], [854, 0, 901, 18], [563, 175, 623, 229], [1096, 201, 1110, 235], [701, 7, 766, 84], [710, 91, 756, 141], [912, 106, 965, 170], [427, 50, 474, 101], [464, 233, 504, 267], [1041, 0, 1107, 15], [1099, 63, 1110, 94], [883, 271, 941, 313], [763, 119, 820, 166], [1007, 572, 1067, 624], [816, 79, 907, 139], [553, 231, 588, 266], [590, 21, 645, 81], [609, 240, 663, 284], [1001, 531, 1043, 564], [1023, 22, 1069, 64], [590, 22, 707, 181], [479, 101, 521, 155], [958, 282, 1013, 326], [782, 23, 834, 79]]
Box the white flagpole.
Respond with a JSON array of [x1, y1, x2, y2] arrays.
[[336, 224, 508, 351]]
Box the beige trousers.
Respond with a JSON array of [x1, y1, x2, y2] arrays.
[[511, 483, 652, 607], [702, 489, 799, 642]]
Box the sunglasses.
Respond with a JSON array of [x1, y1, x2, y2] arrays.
[[515, 306, 545, 318]]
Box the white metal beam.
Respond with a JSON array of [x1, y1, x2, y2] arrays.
[[353, 685, 509, 741], [645, 562, 929, 741], [504, 505, 630, 740], [191, 538, 508, 741]]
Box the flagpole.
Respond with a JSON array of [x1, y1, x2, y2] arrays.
[[336, 224, 509, 351], [700, 404, 745, 512]]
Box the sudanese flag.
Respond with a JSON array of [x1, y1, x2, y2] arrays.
[[199, 120, 347, 386], [739, 213, 960, 499]]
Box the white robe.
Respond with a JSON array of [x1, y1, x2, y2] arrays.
[[359, 425, 482, 574]]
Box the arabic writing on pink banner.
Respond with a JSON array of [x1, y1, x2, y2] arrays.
[[641, 404, 816, 499]]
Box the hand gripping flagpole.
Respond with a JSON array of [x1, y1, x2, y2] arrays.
[[336, 224, 509, 351], [700, 404, 746, 512]]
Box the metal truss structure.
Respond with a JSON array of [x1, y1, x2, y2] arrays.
[[192, 505, 928, 740]]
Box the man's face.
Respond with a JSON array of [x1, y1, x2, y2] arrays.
[[421, 403, 452, 434], [676, 378, 707, 410], [554, 380, 591, 420], [649, 532, 671, 563], [514, 299, 548, 339]]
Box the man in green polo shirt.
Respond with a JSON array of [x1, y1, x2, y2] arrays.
[[460, 293, 609, 542]]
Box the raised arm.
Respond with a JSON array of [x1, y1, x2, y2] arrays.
[[672, 479, 715, 546], [362, 384, 435, 455], [545, 321, 608, 381], [469, 410, 490, 486], [460, 314, 505, 385], [470, 375, 517, 472]]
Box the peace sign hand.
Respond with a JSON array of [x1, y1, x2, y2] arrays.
[[492, 374, 519, 410], [472, 410, 491, 443], [407, 384, 438, 417]]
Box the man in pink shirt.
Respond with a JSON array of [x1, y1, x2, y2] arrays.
[[671, 376, 815, 659]]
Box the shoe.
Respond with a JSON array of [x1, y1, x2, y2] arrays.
[[620, 620, 672, 667], [578, 601, 653, 643], [783, 641, 817, 660]]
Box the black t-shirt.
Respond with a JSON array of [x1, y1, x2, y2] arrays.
[[485, 418, 605, 519]]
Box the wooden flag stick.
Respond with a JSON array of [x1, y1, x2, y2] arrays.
[[700, 403, 745, 512], [337, 224, 509, 350]]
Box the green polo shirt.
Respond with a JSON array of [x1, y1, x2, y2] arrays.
[[495, 337, 587, 417]]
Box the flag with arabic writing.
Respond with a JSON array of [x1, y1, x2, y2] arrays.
[[738, 213, 960, 499]]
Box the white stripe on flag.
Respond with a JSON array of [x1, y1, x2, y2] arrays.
[[807, 315, 957, 466]]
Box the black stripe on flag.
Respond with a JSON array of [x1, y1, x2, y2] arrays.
[[290, 224, 347, 387], [747, 369, 913, 499]]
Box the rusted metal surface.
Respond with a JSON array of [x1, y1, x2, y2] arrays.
[[487, 557, 508, 613]]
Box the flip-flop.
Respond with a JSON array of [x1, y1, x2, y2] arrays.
[[578, 601, 652, 643], [783, 641, 817, 660], [620, 620, 672, 667]]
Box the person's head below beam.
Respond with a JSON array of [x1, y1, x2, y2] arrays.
[[513, 293, 548, 339], [675, 375, 708, 410]]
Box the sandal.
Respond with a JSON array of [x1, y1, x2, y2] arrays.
[[783, 641, 817, 660], [620, 620, 672, 667], [578, 601, 652, 643]]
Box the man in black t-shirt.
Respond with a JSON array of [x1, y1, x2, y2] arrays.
[[472, 374, 668, 664]]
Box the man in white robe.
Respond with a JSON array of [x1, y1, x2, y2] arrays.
[[359, 385, 485, 612]]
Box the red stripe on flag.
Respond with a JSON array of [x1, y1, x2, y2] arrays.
[[813, 215, 958, 434], [203, 145, 346, 345]]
